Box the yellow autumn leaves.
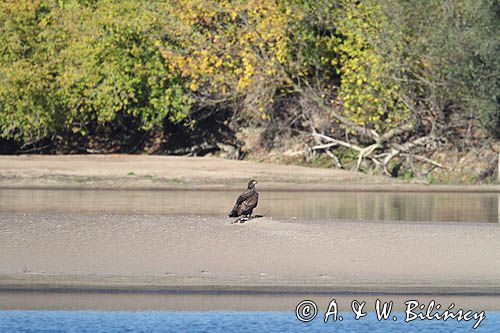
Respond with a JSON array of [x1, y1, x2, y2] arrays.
[[160, 0, 298, 102], [158, 0, 406, 128], [335, 0, 407, 130]]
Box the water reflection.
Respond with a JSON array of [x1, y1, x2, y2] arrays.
[[0, 189, 498, 223]]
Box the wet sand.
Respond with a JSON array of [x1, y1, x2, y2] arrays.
[[1, 213, 499, 296], [2, 291, 500, 311]]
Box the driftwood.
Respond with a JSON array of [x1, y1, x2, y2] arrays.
[[292, 82, 444, 176], [312, 130, 444, 176]]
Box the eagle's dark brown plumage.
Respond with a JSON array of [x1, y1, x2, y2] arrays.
[[229, 179, 258, 218]]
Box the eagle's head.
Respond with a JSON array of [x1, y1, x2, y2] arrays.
[[247, 179, 257, 189]]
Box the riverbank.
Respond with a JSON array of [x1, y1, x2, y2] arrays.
[[1, 155, 499, 192]]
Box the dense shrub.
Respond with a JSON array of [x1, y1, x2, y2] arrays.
[[0, 0, 191, 146]]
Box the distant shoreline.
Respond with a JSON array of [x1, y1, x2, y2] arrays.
[[0, 155, 498, 192]]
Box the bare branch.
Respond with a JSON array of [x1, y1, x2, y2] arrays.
[[325, 150, 342, 168], [377, 123, 414, 144], [312, 142, 338, 150], [312, 132, 365, 150], [401, 153, 444, 169]]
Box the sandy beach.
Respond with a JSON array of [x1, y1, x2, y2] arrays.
[[0, 213, 499, 295], [0, 155, 388, 190], [1, 155, 500, 192]]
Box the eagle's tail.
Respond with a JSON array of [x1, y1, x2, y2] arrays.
[[228, 205, 239, 217]]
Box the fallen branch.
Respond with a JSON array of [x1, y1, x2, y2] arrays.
[[312, 130, 443, 175], [377, 123, 414, 144], [401, 153, 444, 169], [356, 143, 379, 171], [312, 132, 363, 152], [325, 150, 342, 168], [312, 142, 338, 150]]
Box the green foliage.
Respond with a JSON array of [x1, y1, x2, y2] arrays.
[[0, 1, 65, 141], [57, 0, 191, 133], [0, 0, 191, 143], [381, 0, 499, 136]]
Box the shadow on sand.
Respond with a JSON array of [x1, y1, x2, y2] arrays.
[[231, 215, 264, 224]]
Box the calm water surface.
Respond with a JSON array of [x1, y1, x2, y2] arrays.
[[0, 189, 498, 223], [0, 311, 498, 333]]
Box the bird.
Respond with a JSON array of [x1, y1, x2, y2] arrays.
[[229, 179, 259, 222]]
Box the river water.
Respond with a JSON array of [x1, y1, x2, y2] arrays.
[[0, 310, 498, 333], [0, 189, 498, 222]]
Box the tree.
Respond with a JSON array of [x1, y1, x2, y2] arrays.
[[0, 0, 191, 149]]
